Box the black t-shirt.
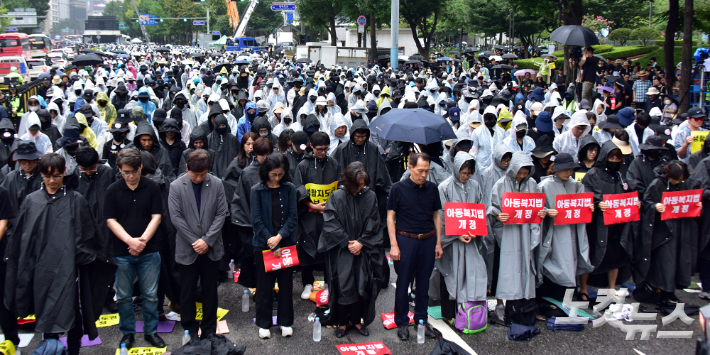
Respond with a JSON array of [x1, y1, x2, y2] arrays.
[[0, 186, 14, 250], [387, 177, 442, 234], [104, 177, 163, 257], [581, 56, 600, 83]]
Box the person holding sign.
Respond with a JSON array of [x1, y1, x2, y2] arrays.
[[579, 141, 638, 301], [436, 153, 487, 323], [487, 151, 545, 320], [635, 161, 699, 304], [250, 153, 298, 339], [536, 153, 594, 306], [293, 132, 342, 300], [673, 107, 707, 162], [318, 162, 385, 338]]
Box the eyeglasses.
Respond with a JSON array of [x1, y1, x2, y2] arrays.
[[41, 174, 63, 180], [120, 169, 140, 177], [691, 117, 705, 121], [313, 147, 328, 153]]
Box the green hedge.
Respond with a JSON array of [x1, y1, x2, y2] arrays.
[[603, 45, 658, 61], [516, 45, 656, 70], [655, 39, 699, 47], [636, 46, 700, 68], [551, 44, 613, 57]]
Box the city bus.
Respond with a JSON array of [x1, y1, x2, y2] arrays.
[[0, 33, 31, 60], [28, 34, 52, 58]]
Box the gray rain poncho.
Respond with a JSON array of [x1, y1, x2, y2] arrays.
[[480, 143, 512, 208]]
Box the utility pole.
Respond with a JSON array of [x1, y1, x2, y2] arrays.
[[130, 0, 149, 42], [390, 0, 398, 69]]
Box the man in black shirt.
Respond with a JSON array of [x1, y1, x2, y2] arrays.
[[104, 148, 165, 350], [579, 46, 599, 103], [387, 153, 442, 341]]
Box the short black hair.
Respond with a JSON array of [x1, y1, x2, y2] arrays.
[[116, 148, 142, 170], [310, 131, 330, 148], [277, 129, 294, 153], [140, 151, 157, 175], [253, 137, 274, 156], [586, 46, 595, 53], [660, 161, 689, 181], [39, 153, 65, 176], [75, 146, 99, 168], [409, 152, 431, 168], [187, 149, 210, 172], [340, 161, 370, 195], [258, 153, 290, 184], [460, 159, 476, 175]]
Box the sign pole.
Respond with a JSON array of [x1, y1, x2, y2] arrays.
[[390, 0, 398, 69]]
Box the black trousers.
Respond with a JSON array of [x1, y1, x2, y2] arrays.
[[44, 283, 83, 351], [254, 250, 294, 329], [439, 274, 457, 320], [237, 226, 258, 288], [0, 242, 19, 345], [179, 254, 219, 337], [337, 301, 364, 327]]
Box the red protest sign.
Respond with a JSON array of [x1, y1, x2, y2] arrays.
[[554, 192, 594, 225], [337, 342, 391, 355], [661, 189, 702, 220], [444, 202, 488, 236], [314, 289, 329, 306], [502, 192, 546, 224], [262, 245, 299, 272], [603, 192, 640, 225], [380, 311, 414, 329]]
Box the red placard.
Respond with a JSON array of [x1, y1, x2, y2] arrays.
[[262, 245, 300, 272], [554, 192, 594, 225], [337, 342, 391, 355], [315, 289, 329, 306], [380, 311, 414, 329], [444, 202, 488, 236], [661, 189, 702, 220], [603, 192, 640, 225], [502, 192, 546, 224]]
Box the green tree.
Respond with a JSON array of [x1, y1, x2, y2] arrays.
[[631, 27, 661, 45], [583, 0, 649, 30], [608, 28, 632, 45], [400, 0, 446, 58], [3, 0, 50, 34], [440, 0, 471, 52], [296, 0, 343, 46]]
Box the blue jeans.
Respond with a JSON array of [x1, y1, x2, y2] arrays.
[[115, 251, 161, 335]]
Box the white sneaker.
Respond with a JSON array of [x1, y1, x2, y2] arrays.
[[495, 305, 505, 322], [699, 291, 710, 300], [258, 328, 271, 339], [280, 326, 293, 337], [301, 284, 314, 300]]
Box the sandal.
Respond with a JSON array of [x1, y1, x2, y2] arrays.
[[576, 291, 592, 302]]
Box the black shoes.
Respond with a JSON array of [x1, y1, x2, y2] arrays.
[[356, 325, 370, 336], [335, 327, 347, 338], [105, 300, 118, 313], [397, 325, 409, 341], [144, 333, 166, 348], [119, 333, 134, 349], [423, 322, 441, 338]]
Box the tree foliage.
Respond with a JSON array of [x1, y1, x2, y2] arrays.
[[608, 28, 632, 45], [400, 0, 445, 58], [296, 0, 343, 45], [631, 27, 661, 45]]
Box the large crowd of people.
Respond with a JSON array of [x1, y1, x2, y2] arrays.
[[0, 42, 707, 353]]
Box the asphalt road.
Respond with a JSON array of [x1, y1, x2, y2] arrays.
[[7, 260, 705, 355]]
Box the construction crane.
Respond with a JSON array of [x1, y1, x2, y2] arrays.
[[226, 0, 240, 34], [233, 0, 260, 39]]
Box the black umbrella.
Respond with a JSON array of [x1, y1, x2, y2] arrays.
[[502, 53, 518, 59], [605, 75, 631, 90], [377, 54, 390, 61], [491, 64, 514, 70], [480, 51, 494, 56], [295, 57, 311, 63], [462, 48, 477, 54], [549, 25, 599, 46], [493, 45, 506, 50], [191, 52, 204, 58], [113, 50, 128, 54], [233, 60, 250, 65], [368, 108, 457, 144], [449, 50, 460, 55], [72, 54, 103, 67], [408, 54, 424, 61], [79, 49, 95, 54], [594, 54, 607, 63], [404, 60, 422, 65], [155, 47, 171, 53], [213, 63, 233, 73]]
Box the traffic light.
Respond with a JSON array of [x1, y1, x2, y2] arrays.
[[183, 18, 187, 22], [135, 19, 139, 22]]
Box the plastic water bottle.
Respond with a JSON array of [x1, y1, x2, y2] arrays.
[[313, 317, 321, 342], [228, 259, 235, 279], [417, 319, 425, 344], [242, 290, 249, 312], [119, 343, 128, 355], [182, 330, 191, 345]]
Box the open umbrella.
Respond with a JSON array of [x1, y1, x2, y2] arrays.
[[156, 47, 171, 53], [436, 57, 453, 62], [489, 55, 503, 62], [541, 54, 557, 60], [79, 49, 95, 54], [596, 86, 614, 93], [462, 48, 477, 55], [502, 53, 518, 59], [493, 45, 507, 50], [605, 75, 631, 90], [594, 54, 607, 63], [491, 64, 514, 70], [295, 57, 312, 64], [214, 63, 233, 73], [130, 38, 143, 44], [549, 25, 599, 46], [514, 69, 537, 76], [72, 54, 103, 67], [404, 60, 422, 65], [449, 51, 460, 55], [480, 51, 494, 56], [377, 54, 390, 61], [113, 50, 127, 54], [368, 108, 458, 144], [408, 54, 424, 61]]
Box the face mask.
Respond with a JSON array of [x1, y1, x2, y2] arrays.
[[310, 97, 316, 103], [259, 132, 269, 137], [215, 126, 227, 134], [665, 100, 671, 105], [176, 101, 185, 109], [98, 101, 107, 107], [29, 106, 39, 112], [75, 90, 82, 96], [139, 96, 149, 102], [484, 118, 497, 128], [606, 161, 622, 172], [645, 150, 662, 159], [516, 130, 526, 139], [113, 133, 125, 141], [465, 98, 473, 103], [284, 116, 292, 124]]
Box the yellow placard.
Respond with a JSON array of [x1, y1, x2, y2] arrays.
[[96, 313, 119, 327], [304, 181, 338, 204], [574, 172, 587, 182], [181, 303, 229, 321], [114, 347, 166, 355], [0, 340, 16, 355], [549, 62, 556, 69], [690, 131, 709, 154]]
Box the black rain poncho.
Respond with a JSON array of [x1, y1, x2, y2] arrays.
[[159, 118, 186, 177], [207, 114, 240, 178], [0, 166, 42, 216], [690, 156, 710, 260], [126, 121, 175, 179], [178, 126, 215, 176], [627, 154, 665, 201]]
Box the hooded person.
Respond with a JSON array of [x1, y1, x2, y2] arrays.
[[231, 89, 249, 121], [104, 120, 130, 169], [252, 115, 278, 148], [136, 86, 157, 119], [313, 96, 332, 133], [96, 91, 117, 127], [434, 92, 450, 116], [552, 111, 591, 162], [207, 114, 240, 178], [326, 92, 342, 117], [177, 126, 214, 176], [442, 139, 473, 176], [80, 104, 109, 144], [55, 125, 87, 175], [375, 85, 392, 108], [343, 100, 369, 131], [592, 98, 607, 126], [0, 117, 16, 168], [578, 141, 635, 300], [348, 84, 363, 109], [198, 93, 221, 126], [111, 81, 131, 111], [237, 101, 257, 142], [471, 106, 505, 172], [18, 95, 43, 137], [457, 100, 482, 138], [169, 103, 192, 146], [502, 112, 536, 156], [576, 135, 601, 173], [530, 135, 557, 183], [48, 101, 67, 134], [195, 87, 212, 120], [219, 98, 239, 134], [551, 107, 570, 137], [433, 152, 488, 321], [480, 144, 512, 210], [20, 111, 53, 154], [37, 108, 62, 152], [158, 116, 186, 177], [0, 141, 43, 215], [688, 134, 710, 173], [274, 107, 296, 135], [626, 135, 669, 201], [173, 91, 197, 130], [265, 80, 287, 111], [487, 151, 544, 303], [536, 153, 594, 301], [126, 120, 175, 179]]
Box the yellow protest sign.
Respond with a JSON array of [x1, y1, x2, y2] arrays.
[[114, 347, 166, 355], [549, 62, 556, 69], [0, 340, 15, 355], [96, 313, 120, 327], [574, 172, 586, 182], [691, 131, 709, 154], [305, 181, 338, 204], [183, 303, 229, 321]]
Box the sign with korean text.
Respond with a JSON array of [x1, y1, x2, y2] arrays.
[[380, 311, 414, 329], [95, 313, 119, 327], [262, 245, 299, 272], [691, 131, 709, 154], [502, 192, 546, 224], [554, 193, 593, 225], [314, 289, 328, 306], [603, 192, 640, 225], [114, 347, 166, 355], [0, 340, 16, 355], [661, 189, 702, 220], [574, 172, 586, 182], [444, 202, 487, 236], [305, 181, 338, 204], [337, 342, 391, 355]]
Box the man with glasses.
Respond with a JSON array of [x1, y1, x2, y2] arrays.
[[674, 107, 708, 162], [104, 148, 166, 350]]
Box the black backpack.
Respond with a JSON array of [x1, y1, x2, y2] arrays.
[[504, 299, 538, 326]]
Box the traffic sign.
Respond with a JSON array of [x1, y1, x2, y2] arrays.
[[357, 16, 366, 26], [193, 21, 206, 25], [212, 31, 220, 35], [5, 28, 17, 32], [139, 14, 157, 25], [271, 4, 296, 11]]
